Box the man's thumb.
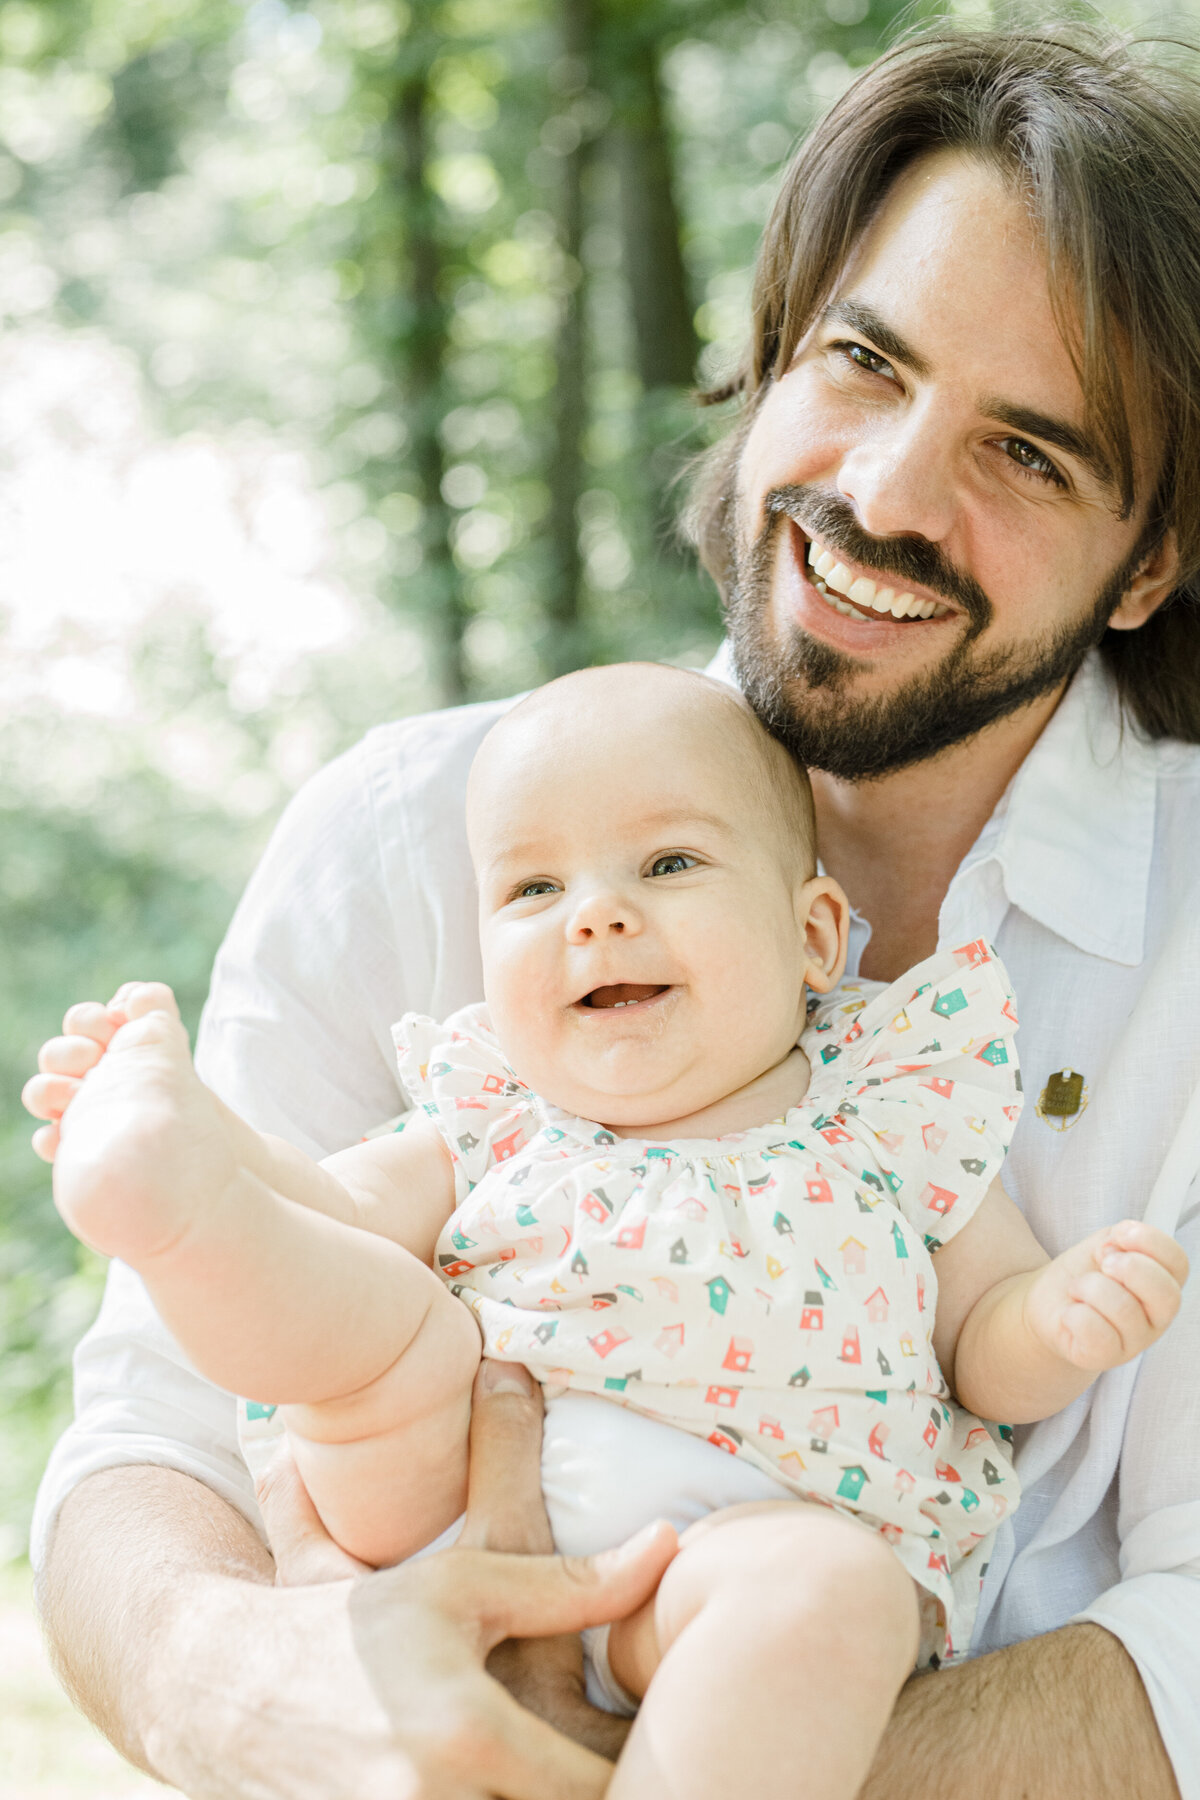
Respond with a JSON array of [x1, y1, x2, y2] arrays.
[[463, 1518, 678, 1650]]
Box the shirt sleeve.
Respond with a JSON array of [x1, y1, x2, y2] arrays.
[[1071, 1195, 1200, 1799], [801, 939, 1022, 1250], [30, 731, 429, 1572], [394, 1005, 541, 1204]]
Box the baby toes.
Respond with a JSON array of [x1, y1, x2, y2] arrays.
[[31, 1122, 60, 1163], [38, 1034, 105, 1078], [22, 1070, 81, 1122], [62, 1001, 123, 1048], [109, 981, 181, 1023]]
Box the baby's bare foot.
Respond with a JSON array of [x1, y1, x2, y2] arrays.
[[23, 982, 242, 1265]]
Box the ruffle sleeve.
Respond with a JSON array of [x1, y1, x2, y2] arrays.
[[392, 1003, 542, 1204], [800, 938, 1022, 1250]]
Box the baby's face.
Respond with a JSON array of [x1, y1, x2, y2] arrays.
[[469, 673, 823, 1132]]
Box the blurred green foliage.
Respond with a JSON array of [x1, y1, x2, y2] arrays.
[[0, 0, 951, 1551]]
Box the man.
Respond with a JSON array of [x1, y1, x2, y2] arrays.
[[31, 22, 1200, 1799]]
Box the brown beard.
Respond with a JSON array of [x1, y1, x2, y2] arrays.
[[723, 484, 1147, 781]]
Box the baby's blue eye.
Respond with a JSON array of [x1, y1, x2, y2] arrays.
[[649, 853, 695, 878], [516, 879, 559, 899]]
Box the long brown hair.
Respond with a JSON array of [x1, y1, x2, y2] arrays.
[[688, 24, 1200, 742]]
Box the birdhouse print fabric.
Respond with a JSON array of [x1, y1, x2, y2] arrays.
[[393, 939, 1023, 1663]]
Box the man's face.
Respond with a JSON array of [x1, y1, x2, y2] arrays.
[[727, 149, 1165, 779]]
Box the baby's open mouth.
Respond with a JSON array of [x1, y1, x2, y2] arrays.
[[577, 984, 670, 1010]]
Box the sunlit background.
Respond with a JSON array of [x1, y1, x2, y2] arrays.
[[0, 0, 1179, 1787]]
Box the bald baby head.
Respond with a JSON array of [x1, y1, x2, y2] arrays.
[[467, 662, 816, 884]]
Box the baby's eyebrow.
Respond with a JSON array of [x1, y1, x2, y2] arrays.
[[632, 807, 737, 837], [482, 810, 736, 873], [484, 839, 548, 870]]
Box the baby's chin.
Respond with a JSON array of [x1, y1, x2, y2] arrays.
[[551, 1075, 736, 1140]]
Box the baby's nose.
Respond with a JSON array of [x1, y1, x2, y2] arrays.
[[567, 889, 638, 940]]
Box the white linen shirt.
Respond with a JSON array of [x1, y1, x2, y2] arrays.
[[31, 649, 1200, 1792]]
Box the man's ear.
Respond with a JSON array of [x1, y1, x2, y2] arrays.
[[1108, 530, 1181, 632], [797, 877, 850, 995]]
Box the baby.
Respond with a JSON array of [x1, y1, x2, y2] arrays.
[[25, 663, 1186, 1800]]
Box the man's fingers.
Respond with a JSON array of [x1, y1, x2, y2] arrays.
[[467, 1676, 615, 1800], [488, 1636, 632, 1761], [436, 1521, 677, 1654], [460, 1359, 554, 1555], [255, 1442, 371, 1586]]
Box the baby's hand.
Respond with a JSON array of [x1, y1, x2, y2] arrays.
[[1026, 1221, 1188, 1371]]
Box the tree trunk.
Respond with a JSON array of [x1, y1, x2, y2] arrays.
[[544, 0, 595, 678], [611, 35, 697, 394], [388, 35, 467, 707]]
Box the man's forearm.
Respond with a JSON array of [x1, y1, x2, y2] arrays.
[[862, 1620, 1179, 1800], [36, 1464, 275, 1774]]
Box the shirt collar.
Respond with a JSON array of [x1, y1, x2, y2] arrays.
[[707, 643, 1160, 969], [975, 651, 1158, 966]]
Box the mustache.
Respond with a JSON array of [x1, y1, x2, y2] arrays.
[[764, 486, 993, 629]]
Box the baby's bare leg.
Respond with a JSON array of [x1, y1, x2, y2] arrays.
[[26, 983, 480, 1564], [606, 1501, 920, 1800]]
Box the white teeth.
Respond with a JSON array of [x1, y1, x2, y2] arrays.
[[806, 534, 951, 622]]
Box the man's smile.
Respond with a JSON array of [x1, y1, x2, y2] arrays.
[[782, 521, 962, 644], [806, 533, 955, 621]]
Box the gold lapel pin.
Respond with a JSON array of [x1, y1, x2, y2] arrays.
[[1036, 1067, 1089, 1131]]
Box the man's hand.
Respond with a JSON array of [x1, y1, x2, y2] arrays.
[[252, 1359, 653, 1784], [458, 1362, 635, 1762], [41, 1363, 671, 1800]]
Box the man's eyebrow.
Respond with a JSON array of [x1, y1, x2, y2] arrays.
[[981, 400, 1116, 493], [819, 299, 931, 379]]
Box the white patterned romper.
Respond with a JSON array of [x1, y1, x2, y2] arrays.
[[396, 940, 1023, 1667]]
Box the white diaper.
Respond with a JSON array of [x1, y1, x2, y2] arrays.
[[543, 1390, 798, 1715], [541, 1389, 794, 1557]]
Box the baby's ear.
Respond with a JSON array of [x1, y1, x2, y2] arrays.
[[798, 877, 850, 995]]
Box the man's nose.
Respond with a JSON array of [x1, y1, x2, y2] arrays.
[[566, 884, 642, 942], [835, 397, 957, 544]]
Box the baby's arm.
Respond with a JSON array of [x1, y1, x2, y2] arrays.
[[24, 985, 480, 1564], [933, 1183, 1188, 1424]]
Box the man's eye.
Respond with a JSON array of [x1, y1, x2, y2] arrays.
[[1000, 437, 1064, 487], [841, 341, 894, 379], [648, 853, 696, 878]]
